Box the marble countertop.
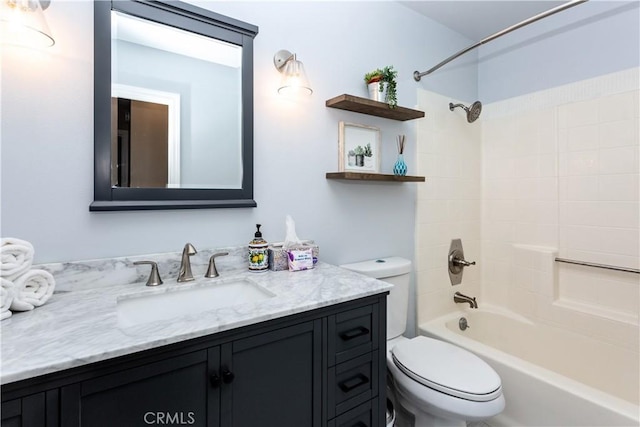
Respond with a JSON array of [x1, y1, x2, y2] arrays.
[[1, 258, 391, 385]]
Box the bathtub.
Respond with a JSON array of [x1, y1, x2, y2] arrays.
[[419, 307, 639, 427]]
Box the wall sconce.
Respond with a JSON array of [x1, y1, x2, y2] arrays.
[[273, 49, 312, 96], [0, 0, 55, 48]]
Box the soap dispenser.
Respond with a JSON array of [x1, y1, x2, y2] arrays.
[[248, 224, 268, 272]]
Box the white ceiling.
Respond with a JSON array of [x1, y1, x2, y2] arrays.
[[399, 1, 565, 40]]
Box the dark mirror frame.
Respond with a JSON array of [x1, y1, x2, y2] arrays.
[[91, 0, 258, 211]]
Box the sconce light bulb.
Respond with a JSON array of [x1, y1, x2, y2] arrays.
[[276, 52, 312, 96], [0, 0, 55, 48]]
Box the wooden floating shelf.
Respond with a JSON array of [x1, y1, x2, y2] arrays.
[[326, 172, 425, 182], [326, 94, 425, 121]]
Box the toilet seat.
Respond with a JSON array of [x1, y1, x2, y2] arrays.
[[391, 336, 502, 402]]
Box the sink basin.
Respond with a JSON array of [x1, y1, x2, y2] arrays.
[[117, 278, 275, 327]]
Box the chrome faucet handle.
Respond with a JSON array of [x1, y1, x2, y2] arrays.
[[178, 243, 197, 283], [452, 257, 476, 267], [134, 261, 163, 286], [448, 247, 476, 275], [448, 239, 475, 286], [205, 252, 229, 278]]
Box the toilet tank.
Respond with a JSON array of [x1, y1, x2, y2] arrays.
[[340, 257, 411, 340]]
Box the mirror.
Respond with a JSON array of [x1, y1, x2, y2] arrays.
[[91, 0, 258, 211]]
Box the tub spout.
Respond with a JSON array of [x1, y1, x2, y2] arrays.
[[454, 291, 478, 309]]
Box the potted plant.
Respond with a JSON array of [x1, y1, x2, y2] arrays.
[[363, 143, 373, 168], [364, 65, 398, 108], [354, 145, 365, 167], [347, 149, 356, 166]]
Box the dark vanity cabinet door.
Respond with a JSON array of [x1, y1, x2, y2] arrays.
[[57, 321, 322, 427], [222, 320, 322, 427], [1, 391, 58, 427], [60, 349, 218, 427]]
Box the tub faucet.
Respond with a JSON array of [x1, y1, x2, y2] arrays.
[[178, 243, 197, 282], [453, 291, 478, 309]]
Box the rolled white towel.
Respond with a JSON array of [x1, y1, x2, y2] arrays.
[[1, 278, 15, 320], [1, 238, 35, 279], [10, 269, 55, 311]]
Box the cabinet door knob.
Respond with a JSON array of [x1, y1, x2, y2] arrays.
[[222, 368, 235, 384], [210, 372, 221, 388]]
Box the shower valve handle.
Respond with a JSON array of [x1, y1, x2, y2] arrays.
[[448, 246, 476, 277], [452, 257, 476, 267]]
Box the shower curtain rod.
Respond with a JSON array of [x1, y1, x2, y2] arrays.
[[413, 0, 588, 81]]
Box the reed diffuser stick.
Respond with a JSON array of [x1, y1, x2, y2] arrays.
[[396, 134, 406, 154]]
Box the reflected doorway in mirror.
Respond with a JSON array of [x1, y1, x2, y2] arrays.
[[112, 84, 180, 188]]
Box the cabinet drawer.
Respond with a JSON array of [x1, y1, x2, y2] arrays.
[[328, 304, 379, 366], [328, 398, 379, 427], [328, 351, 379, 418]]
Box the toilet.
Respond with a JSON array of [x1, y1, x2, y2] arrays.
[[340, 257, 505, 427]]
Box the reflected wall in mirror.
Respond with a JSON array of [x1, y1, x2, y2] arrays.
[[92, 0, 258, 211]]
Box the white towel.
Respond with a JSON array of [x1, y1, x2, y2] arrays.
[[1, 238, 34, 279], [1, 278, 15, 320], [10, 269, 55, 311]]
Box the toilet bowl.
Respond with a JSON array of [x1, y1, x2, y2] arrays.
[[387, 335, 504, 426], [340, 257, 504, 427]]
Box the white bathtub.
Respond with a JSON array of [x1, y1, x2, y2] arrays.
[[419, 307, 639, 427]]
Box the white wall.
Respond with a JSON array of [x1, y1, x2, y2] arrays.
[[1, 1, 478, 337], [0, 0, 476, 267], [479, 1, 640, 103]]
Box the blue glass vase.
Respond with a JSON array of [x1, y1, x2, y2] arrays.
[[393, 154, 407, 176]]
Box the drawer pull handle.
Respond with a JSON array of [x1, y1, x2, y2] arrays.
[[352, 423, 368, 427], [339, 373, 369, 393], [339, 326, 369, 341]]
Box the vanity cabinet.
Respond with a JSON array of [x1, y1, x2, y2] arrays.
[[57, 322, 321, 427], [327, 303, 385, 424], [60, 350, 215, 426], [1, 391, 59, 427], [224, 321, 321, 427], [1, 295, 386, 427]]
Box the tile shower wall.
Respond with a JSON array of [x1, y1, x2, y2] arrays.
[[481, 69, 639, 350], [481, 92, 559, 310], [415, 90, 481, 324], [417, 70, 639, 353], [557, 88, 639, 322]]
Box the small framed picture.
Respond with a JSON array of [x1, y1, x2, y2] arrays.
[[338, 122, 381, 173]]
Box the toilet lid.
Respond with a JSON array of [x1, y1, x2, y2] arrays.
[[391, 336, 502, 402]]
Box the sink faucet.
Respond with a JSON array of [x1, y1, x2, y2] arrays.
[[205, 252, 229, 278], [453, 291, 478, 309], [178, 243, 197, 282]]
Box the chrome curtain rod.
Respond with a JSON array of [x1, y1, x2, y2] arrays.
[[414, 0, 589, 81], [555, 258, 640, 275]]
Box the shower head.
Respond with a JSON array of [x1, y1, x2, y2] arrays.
[[449, 101, 482, 123]]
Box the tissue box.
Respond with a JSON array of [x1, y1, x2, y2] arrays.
[[268, 241, 319, 271], [287, 248, 314, 271]]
